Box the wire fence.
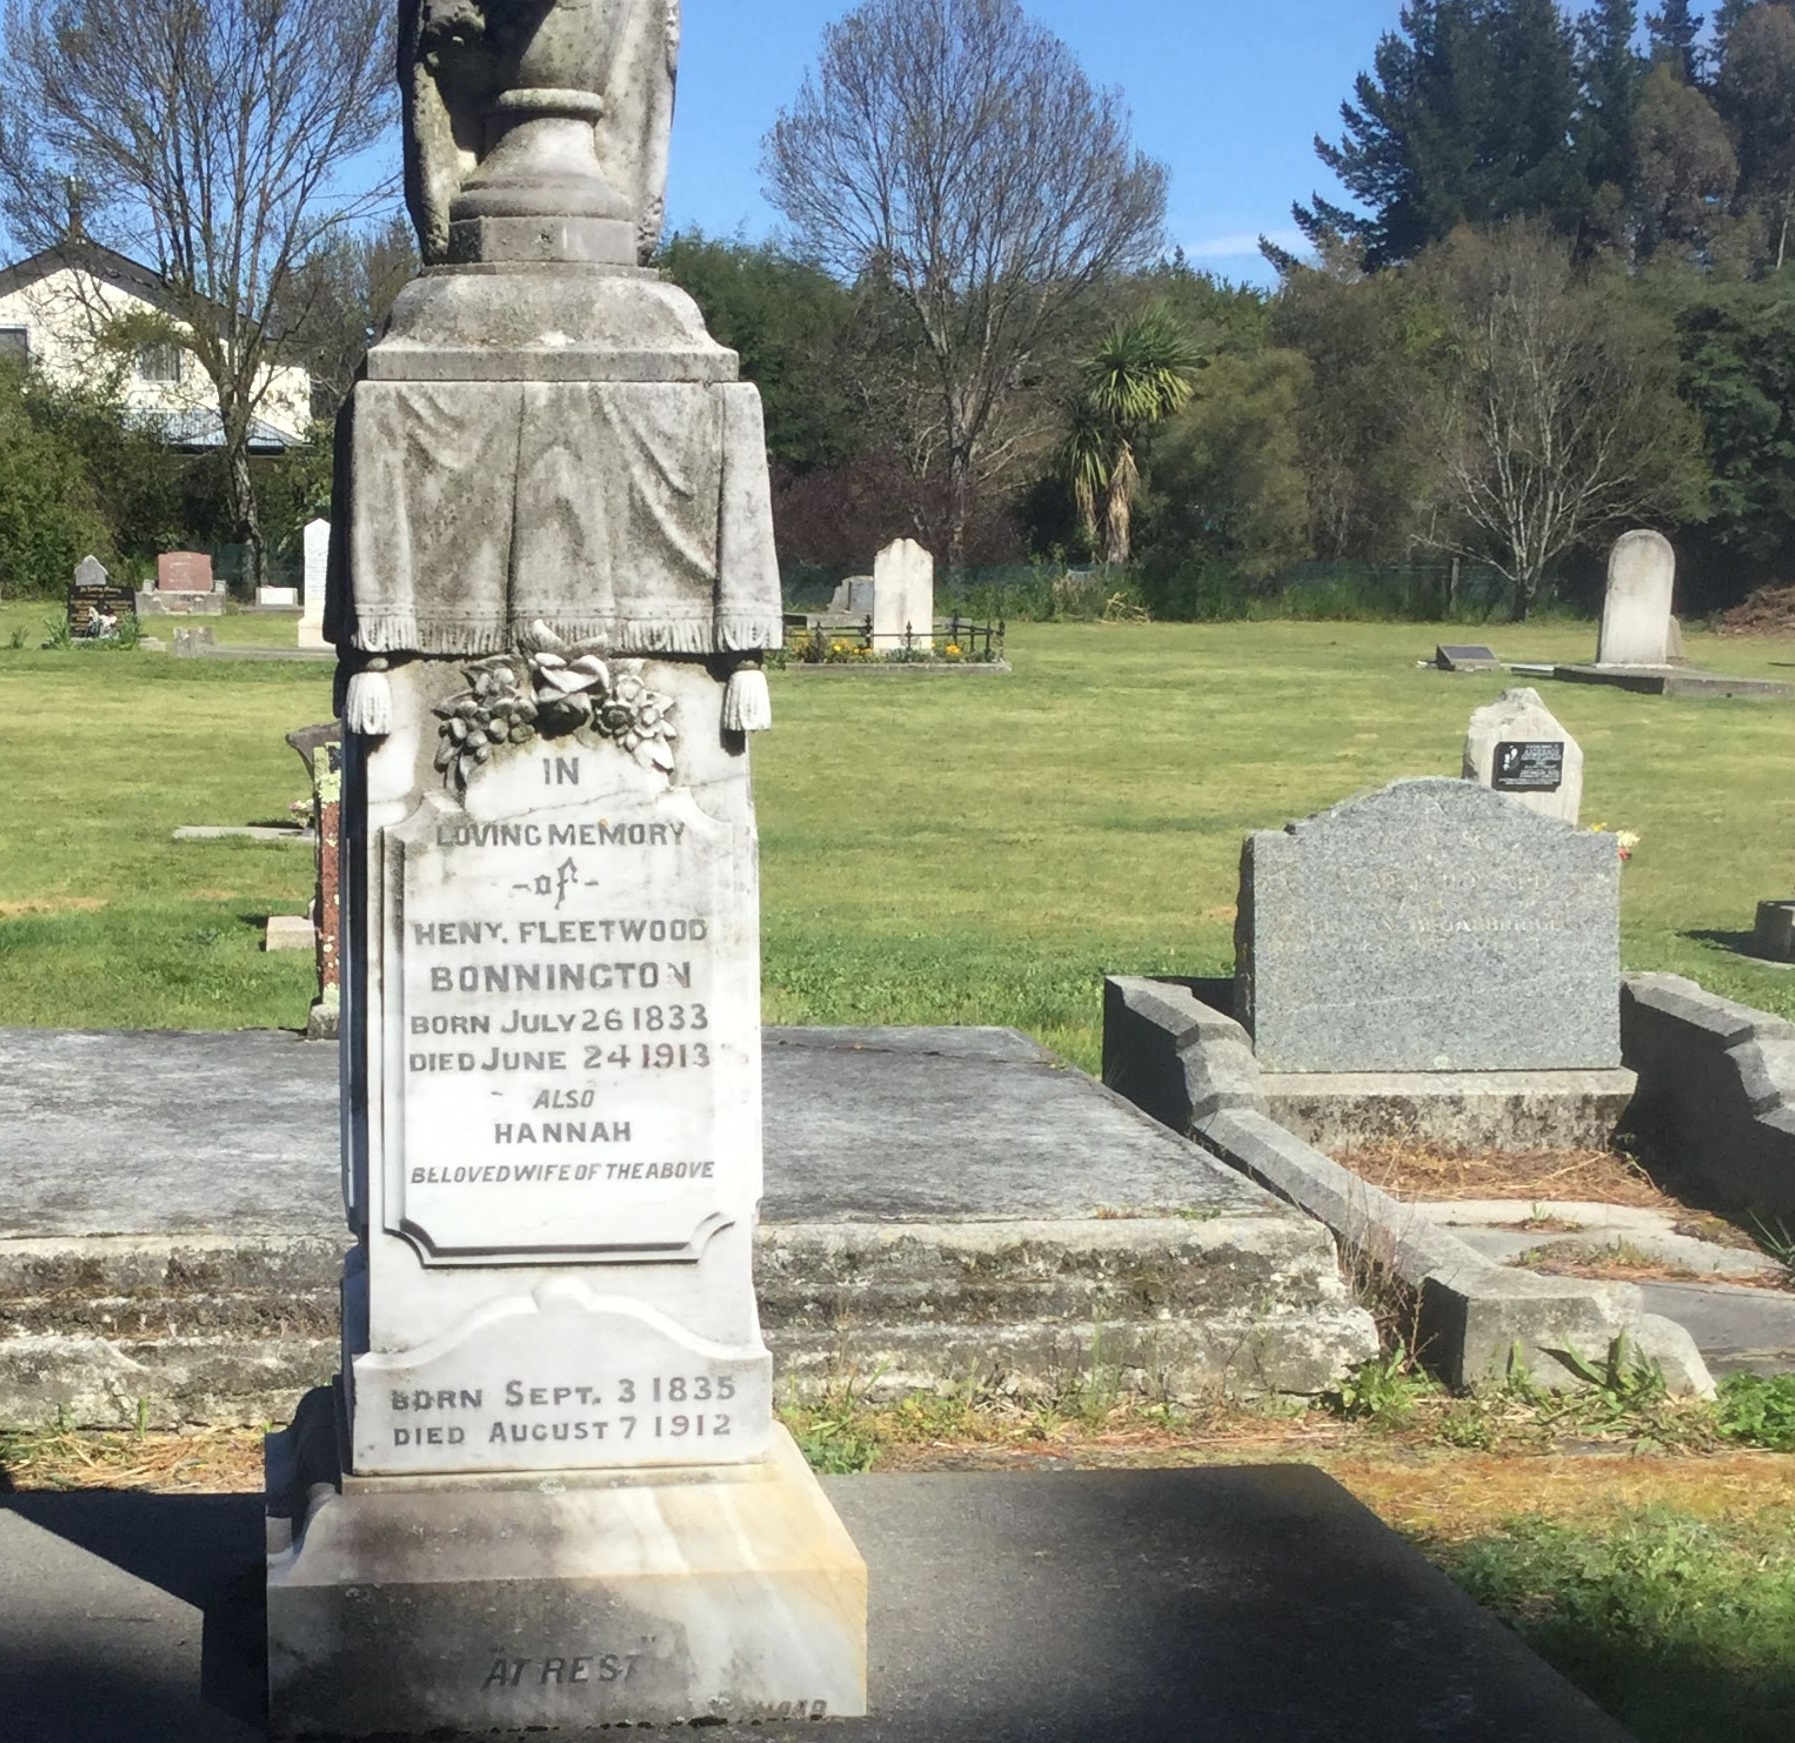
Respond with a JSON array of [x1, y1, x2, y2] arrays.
[[782, 557, 1532, 625]]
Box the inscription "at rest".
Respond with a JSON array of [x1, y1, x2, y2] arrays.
[[483, 1653, 640, 1690]]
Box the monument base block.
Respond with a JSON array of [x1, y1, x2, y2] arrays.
[[1554, 662, 1794, 700], [266, 1395, 867, 1738]]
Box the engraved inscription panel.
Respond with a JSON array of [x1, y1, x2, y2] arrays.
[[351, 1283, 773, 1474], [384, 754, 759, 1265]]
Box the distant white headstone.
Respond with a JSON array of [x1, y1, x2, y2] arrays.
[[1463, 687, 1584, 826], [1597, 530, 1675, 667], [300, 517, 330, 649], [871, 538, 935, 651]]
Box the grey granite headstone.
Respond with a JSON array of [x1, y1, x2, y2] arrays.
[[1237, 778, 1620, 1073], [829, 576, 874, 615]]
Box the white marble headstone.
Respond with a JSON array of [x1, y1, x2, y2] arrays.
[[300, 518, 330, 649], [346, 662, 772, 1479], [871, 538, 935, 651], [1597, 530, 1675, 667], [1463, 687, 1584, 826]]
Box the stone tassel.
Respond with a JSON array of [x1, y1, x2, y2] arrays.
[[344, 663, 393, 740], [723, 665, 772, 734]]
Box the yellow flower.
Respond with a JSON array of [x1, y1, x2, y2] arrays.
[[944, 643, 962, 656]]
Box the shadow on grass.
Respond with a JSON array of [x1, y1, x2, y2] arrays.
[[1683, 927, 1777, 960]]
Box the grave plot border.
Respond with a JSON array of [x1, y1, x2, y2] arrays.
[[1102, 975, 1717, 1397]]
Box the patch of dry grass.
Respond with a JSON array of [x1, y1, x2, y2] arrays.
[[1339, 1140, 1677, 1208], [1515, 1239, 1794, 1291], [0, 1422, 267, 1492]]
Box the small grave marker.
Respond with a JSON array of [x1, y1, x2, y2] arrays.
[[1464, 688, 1583, 825], [1435, 643, 1500, 672]]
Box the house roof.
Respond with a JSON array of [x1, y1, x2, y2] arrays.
[[0, 239, 196, 313], [130, 407, 305, 454]]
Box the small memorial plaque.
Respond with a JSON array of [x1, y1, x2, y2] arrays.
[[1492, 740, 1565, 794], [1436, 643, 1500, 671]]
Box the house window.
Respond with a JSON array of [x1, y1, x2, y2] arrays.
[[137, 343, 182, 382], [0, 327, 29, 364]]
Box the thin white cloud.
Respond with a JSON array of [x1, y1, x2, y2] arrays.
[[1182, 228, 1305, 261]]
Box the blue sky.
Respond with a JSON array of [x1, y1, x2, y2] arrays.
[[666, 0, 1421, 285]]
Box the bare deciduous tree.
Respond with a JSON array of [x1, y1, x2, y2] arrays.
[[0, 0, 398, 585], [1419, 222, 1705, 619], [763, 0, 1167, 570]]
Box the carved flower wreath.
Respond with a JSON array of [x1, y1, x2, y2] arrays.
[[434, 622, 678, 791]]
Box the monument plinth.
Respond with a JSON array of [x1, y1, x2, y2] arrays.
[[266, 2, 866, 1731]]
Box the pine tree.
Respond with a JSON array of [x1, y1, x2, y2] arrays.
[[1711, 0, 1754, 52], [1488, 0, 1591, 228], [1297, 1, 1588, 267], [1579, 0, 1645, 188], [1647, 0, 1706, 81], [1714, 2, 1795, 268]]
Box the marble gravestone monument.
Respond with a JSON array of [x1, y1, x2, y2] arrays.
[[298, 518, 330, 650], [871, 536, 935, 650], [1556, 531, 1792, 698], [1463, 687, 1583, 826], [264, 3, 867, 1734], [1596, 530, 1676, 667]]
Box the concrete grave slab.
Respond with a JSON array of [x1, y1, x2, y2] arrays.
[[1103, 977, 1712, 1395], [0, 1026, 1377, 1426], [0, 1466, 1635, 1743], [1553, 663, 1793, 700]]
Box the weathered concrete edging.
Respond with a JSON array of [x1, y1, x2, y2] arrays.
[[1099, 977, 1632, 1152], [1103, 976, 1714, 1395], [1622, 972, 1795, 1218], [0, 1213, 1376, 1429]]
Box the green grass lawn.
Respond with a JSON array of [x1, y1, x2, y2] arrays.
[[3, 605, 1794, 1063], [1438, 1507, 1795, 1743]]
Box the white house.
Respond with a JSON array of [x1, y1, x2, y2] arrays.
[[0, 242, 311, 451]]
